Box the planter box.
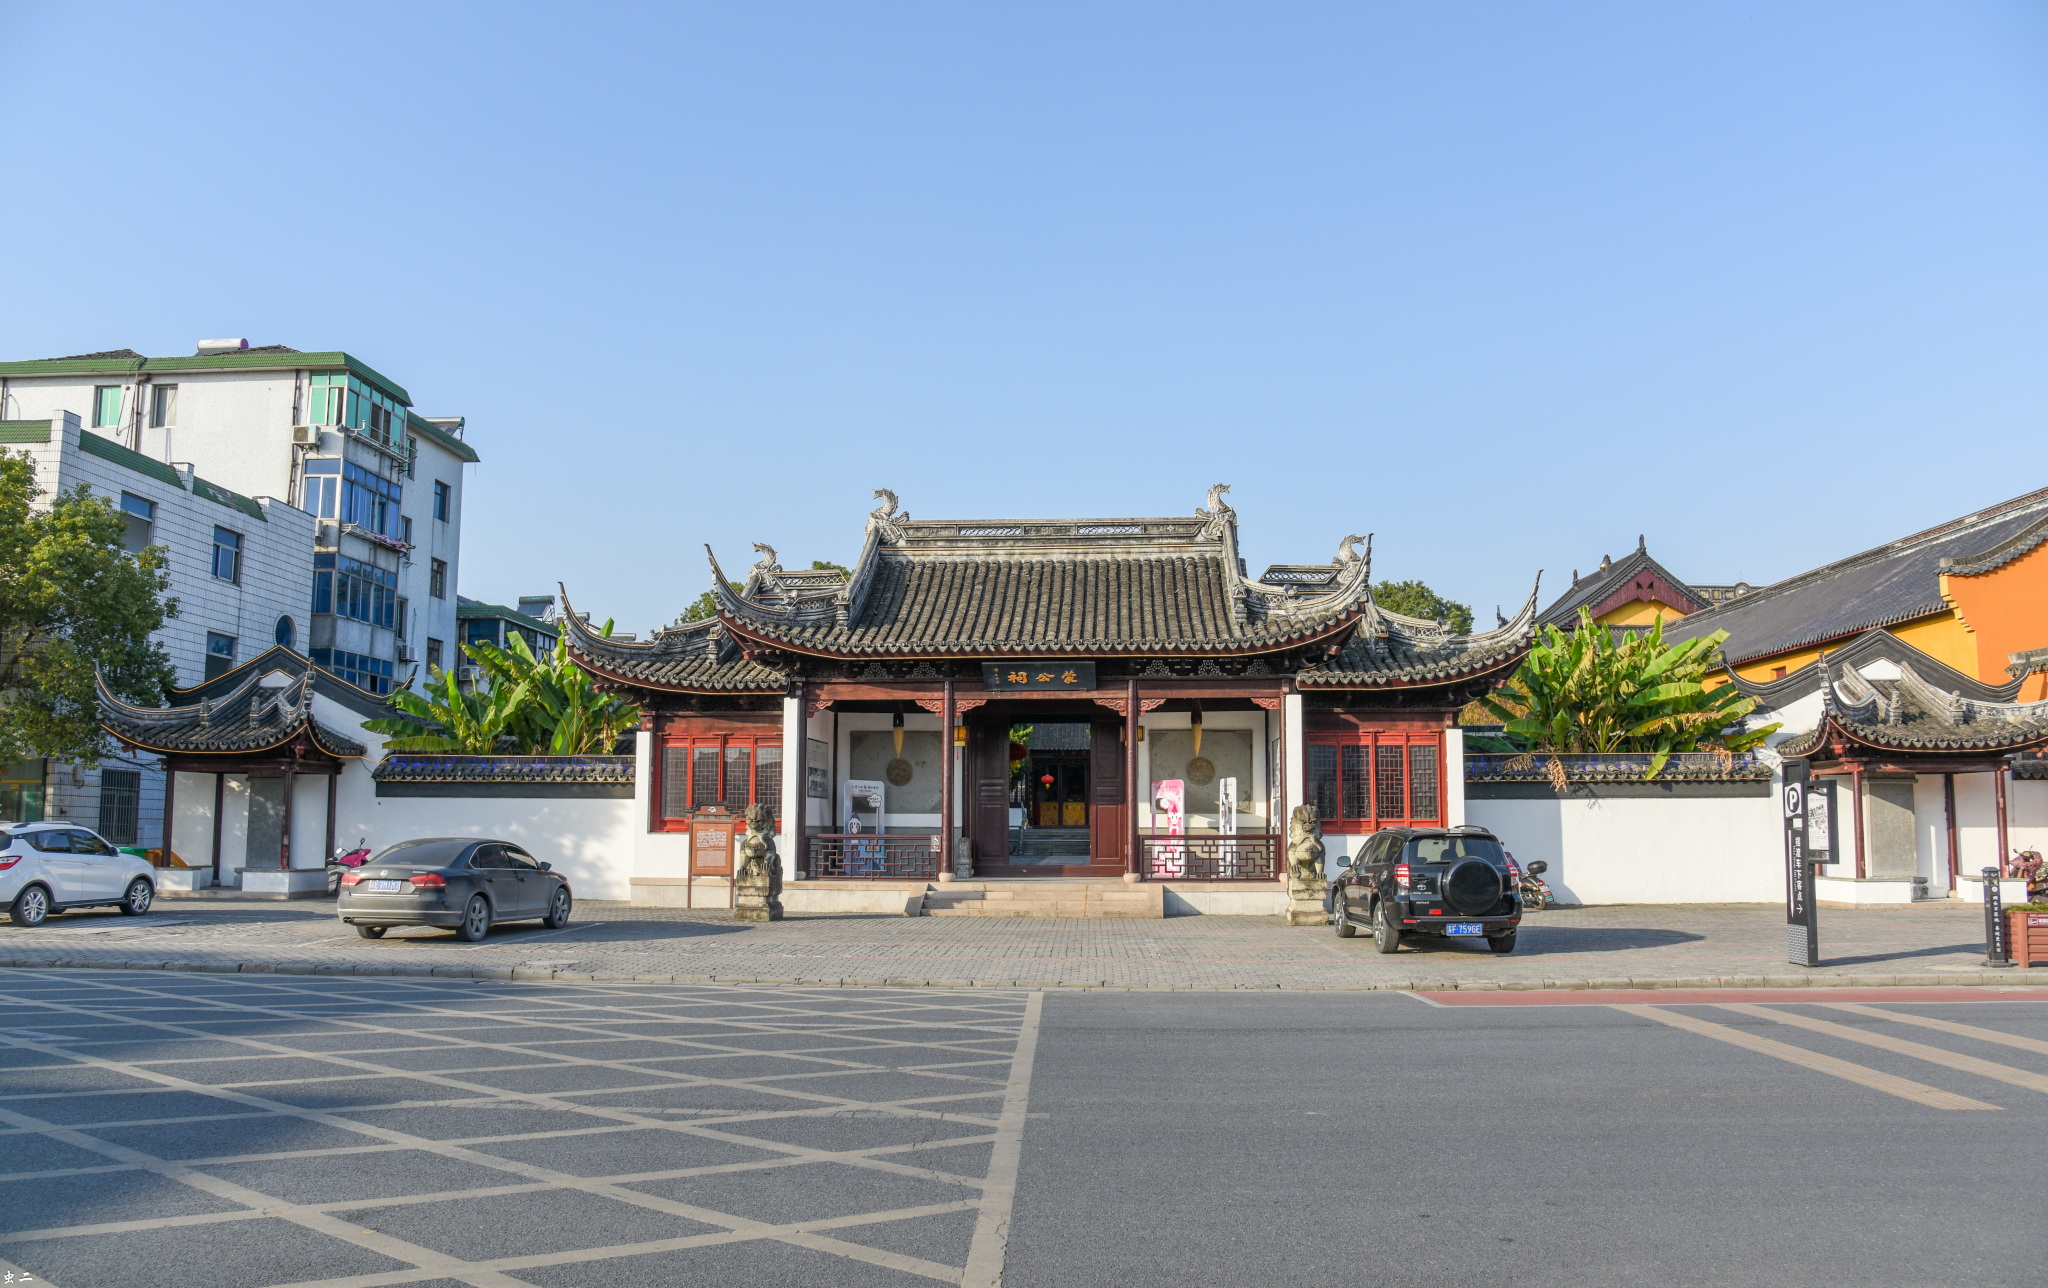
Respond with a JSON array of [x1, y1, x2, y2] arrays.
[[2009, 910, 2048, 967], [236, 867, 332, 899]]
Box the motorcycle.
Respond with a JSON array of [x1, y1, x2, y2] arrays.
[[1507, 852, 1553, 911], [2011, 848, 2046, 903], [325, 838, 372, 895]]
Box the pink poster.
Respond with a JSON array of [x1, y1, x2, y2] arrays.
[[1152, 779, 1185, 876]]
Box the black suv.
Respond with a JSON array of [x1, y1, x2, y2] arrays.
[[1328, 826, 1523, 954]]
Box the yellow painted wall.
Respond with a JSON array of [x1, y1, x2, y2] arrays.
[[1703, 608, 1976, 690], [1595, 599, 1687, 628]]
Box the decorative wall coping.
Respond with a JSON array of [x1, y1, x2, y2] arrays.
[[1465, 750, 1770, 784], [372, 754, 635, 784]]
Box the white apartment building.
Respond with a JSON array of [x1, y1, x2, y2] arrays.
[[0, 340, 477, 849], [0, 411, 315, 844]]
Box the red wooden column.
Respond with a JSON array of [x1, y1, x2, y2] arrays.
[[279, 762, 296, 871], [939, 679, 955, 877], [324, 772, 338, 869], [211, 774, 226, 886], [1851, 765, 1866, 879], [1995, 764, 2011, 876], [1125, 677, 1140, 877], [161, 763, 176, 864], [1944, 773, 1960, 893]]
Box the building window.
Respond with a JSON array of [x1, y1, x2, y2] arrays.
[[303, 457, 339, 517], [1304, 727, 1444, 832], [92, 385, 123, 428], [654, 732, 782, 831], [395, 597, 409, 641], [310, 648, 395, 695], [306, 372, 405, 445], [426, 638, 443, 671], [119, 493, 155, 555], [466, 618, 499, 650], [0, 759, 46, 824], [211, 527, 242, 583], [434, 481, 451, 522], [205, 632, 237, 681], [430, 558, 447, 599], [274, 615, 295, 649], [98, 769, 141, 845], [401, 515, 413, 545], [149, 384, 178, 429], [340, 462, 401, 538], [312, 553, 397, 627]]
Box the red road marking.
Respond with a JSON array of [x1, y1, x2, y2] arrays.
[[1409, 986, 2048, 1007]]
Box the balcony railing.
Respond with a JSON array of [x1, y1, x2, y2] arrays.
[[808, 833, 942, 880], [1140, 834, 1282, 881]]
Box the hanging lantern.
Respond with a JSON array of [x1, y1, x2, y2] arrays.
[[1190, 706, 1204, 757], [892, 709, 905, 758], [1040, 773, 1055, 787]]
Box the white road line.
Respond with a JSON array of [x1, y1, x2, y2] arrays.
[[963, 990, 1045, 1288], [1821, 1002, 2048, 1057], [1716, 1003, 2048, 1097], [1611, 1005, 2000, 1111]]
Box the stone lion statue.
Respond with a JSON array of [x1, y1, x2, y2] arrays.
[[734, 803, 784, 921], [1287, 804, 1325, 888]]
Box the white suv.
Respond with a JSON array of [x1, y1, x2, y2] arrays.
[[1, 823, 157, 927]]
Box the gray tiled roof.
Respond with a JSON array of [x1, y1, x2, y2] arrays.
[[1775, 659, 2048, 758], [558, 599, 788, 693], [1299, 580, 1542, 688], [567, 488, 1541, 693], [1665, 486, 2048, 665], [1720, 627, 2024, 709], [98, 660, 367, 759]]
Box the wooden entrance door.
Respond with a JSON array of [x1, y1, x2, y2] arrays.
[[967, 715, 1009, 871], [1029, 753, 1089, 827], [1087, 720, 1127, 866]]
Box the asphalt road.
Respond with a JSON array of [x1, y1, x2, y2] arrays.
[[2, 969, 2044, 1288]]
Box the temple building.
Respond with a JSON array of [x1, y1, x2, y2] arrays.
[[561, 486, 1540, 898], [1536, 535, 1753, 633]]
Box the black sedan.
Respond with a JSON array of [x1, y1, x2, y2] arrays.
[[337, 838, 572, 941]]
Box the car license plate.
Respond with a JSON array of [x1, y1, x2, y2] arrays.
[[1445, 923, 1484, 936], [365, 880, 404, 893]]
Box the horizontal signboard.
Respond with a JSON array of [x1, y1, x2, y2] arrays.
[[981, 662, 1097, 692]]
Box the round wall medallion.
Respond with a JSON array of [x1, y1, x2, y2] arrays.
[[885, 758, 915, 786], [1186, 756, 1215, 784]]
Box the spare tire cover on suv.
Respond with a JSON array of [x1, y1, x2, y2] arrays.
[[1442, 859, 1502, 915]]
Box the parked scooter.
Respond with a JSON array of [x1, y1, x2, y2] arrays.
[[2012, 848, 2047, 902], [325, 838, 372, 895], [1507, 852, 1553, 911]]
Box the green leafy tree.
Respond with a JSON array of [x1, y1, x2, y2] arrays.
[[0, 451, 177, 766], [1374, 580, 1474, 634], [1478, 607, 1779, 778], [463, 626, 641, 754], [678, 580, 743, 623], [362, 666, 530, 753], [811, 559, 849, 574]]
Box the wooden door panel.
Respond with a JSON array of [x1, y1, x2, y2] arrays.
[[968, 717, 1009, 868], [1088, 721, 1126, 862]]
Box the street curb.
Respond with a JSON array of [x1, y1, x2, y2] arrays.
[[2, 955, 2045, 991]]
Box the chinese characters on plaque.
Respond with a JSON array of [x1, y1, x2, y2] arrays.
[[981, 662, 1097, 691]]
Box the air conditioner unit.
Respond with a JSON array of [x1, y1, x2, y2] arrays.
[[397, 644, 417, 663], [457, 667, 478, 686], [291, 425, 319, 445]]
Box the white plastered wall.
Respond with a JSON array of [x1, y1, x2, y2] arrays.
[[632, 728, 690, 881], [1465, 791, 1781, 904], [170, 772, 216, 869]]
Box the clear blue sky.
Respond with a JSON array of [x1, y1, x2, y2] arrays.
[[3, 2, 2043, 634]]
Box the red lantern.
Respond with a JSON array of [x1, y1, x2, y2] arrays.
[[1040, 773, 1054, 787]]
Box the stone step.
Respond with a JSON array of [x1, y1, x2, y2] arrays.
[[927, 906, 1160, 919], [918, 881, 1165, 918]]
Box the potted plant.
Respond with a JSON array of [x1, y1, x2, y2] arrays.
[[2004, 903, 2048, 967]]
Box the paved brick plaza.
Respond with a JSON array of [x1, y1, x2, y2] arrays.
[[2, 900, 2039, 990]]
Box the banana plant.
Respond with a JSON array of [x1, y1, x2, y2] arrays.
[[363, 665, 530, 753], [461, 625, 640, 755], [1479, 607, 1779, 778]]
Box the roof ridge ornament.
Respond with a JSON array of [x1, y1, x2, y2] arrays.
[[747, 543, 783, 594], [1194, 483, 1236, 541], [1334, 533, 1371, 579], [868, 488, 909, 544]]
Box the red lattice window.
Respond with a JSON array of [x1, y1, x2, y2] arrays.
[[654, 732, 783, 833], [1305, 729, 1444, 833]]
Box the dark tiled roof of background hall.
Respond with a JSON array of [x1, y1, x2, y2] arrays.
[[558, 604, 787, 692], [732, 553, 1355, 655], [1536, 545, 1708, 627], [1665, 487, 2048, 665]]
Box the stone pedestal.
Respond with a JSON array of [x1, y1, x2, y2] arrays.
[[1283, 875, 1328, 927], [733, 882, 784, 922]]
